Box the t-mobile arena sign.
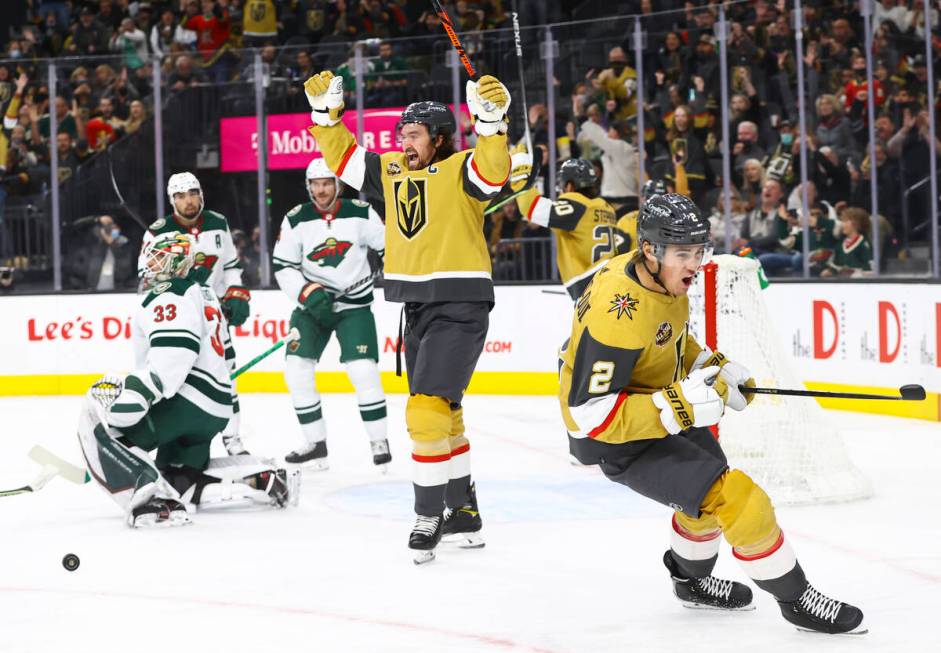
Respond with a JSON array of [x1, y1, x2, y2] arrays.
[[220, 105, 470, 173]]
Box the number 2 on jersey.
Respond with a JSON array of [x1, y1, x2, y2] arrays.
[[592, 225, 615, 262]]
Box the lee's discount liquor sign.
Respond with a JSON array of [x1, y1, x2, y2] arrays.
[[220, 105, 470, 173]]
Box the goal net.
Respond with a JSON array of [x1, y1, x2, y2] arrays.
[[687, 255, 872, 505]]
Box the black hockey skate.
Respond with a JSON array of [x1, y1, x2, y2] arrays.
[[244, 469, 291, 507], [442, 483, 485, 549], [285, 440, 328, 470], [777, 583, 866, 634], [131, 497, 191, 528], [370, 439, 391, 468], [663, 550, 754, 611], [409, 514, 443, 565]]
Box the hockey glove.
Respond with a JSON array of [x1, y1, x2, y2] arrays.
[[466, 75, 511, 136], [691, 350, 756, 412], [299, 281, 333, 324], [652, 366, 726, 435], [90, 374, 124, 408], [93, 371, 164, 429], [509, 148, 533, 193], [222, 286, 252, 327], [186, 252, 218, 285], [305, 71, 345, 127]]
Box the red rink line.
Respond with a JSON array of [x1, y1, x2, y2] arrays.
[[0, 585, 565, 653]]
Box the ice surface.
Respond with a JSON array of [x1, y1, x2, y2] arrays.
[[0, 394, 937, 652]]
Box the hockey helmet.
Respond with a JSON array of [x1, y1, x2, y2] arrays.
[[641, 178, 667, 200], [556, 158, 598, 194], [305, 158, 340, 206], [166, 171, 204, 215], [141, 233, 195, 283], [397, 101, 456, 140], [637, 193, 711, 259]]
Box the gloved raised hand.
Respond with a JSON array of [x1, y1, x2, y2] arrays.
[[466, 75, 511, 136], [652, 366, 726, 434], [691, 350, 756, 412], [305, 71, 345, 127]]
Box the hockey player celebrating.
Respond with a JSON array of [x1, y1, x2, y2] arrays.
[[273, 158, 390, 470], [138, 173, 252, 456], [615, 178, 667, 255], [509, 155, 618, 300], [558, 193, 865, 634], [79, 234, 297, 528], [303, 70, 511, 562]]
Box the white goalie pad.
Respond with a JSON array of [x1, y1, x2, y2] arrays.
[[187, 456, 301, 509]]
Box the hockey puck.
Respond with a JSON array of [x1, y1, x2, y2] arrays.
[[62, 553, 80, 572]]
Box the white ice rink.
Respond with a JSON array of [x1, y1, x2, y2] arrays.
[[0, 393, 938, 653]]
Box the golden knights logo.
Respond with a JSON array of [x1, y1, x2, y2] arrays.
[[394, 177, 428, 239], [608, 292, 639, 320], [307, 237, 353, 268]]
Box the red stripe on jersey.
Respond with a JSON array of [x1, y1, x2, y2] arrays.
[[526, 196, 540, 220], [471, 155, 510, 187], [733, 532, 785, 561], [412, 452, 452, 463], [672, 514, 721, 542], [588, 391, 628, 438], [451, 444, 470, 457], [335, 144, 357, 177]]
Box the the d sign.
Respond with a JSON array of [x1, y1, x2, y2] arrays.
[[813, 300, 838, 359], [878, 301, 901, 363]]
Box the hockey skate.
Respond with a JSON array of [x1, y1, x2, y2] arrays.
[[285, 440, 328, 470], [131, 497, 192, 528], [370, 439, 391, 471], [663, 551, 754, 611], [777, 583, 866, 635], [409, 514, 444, 565], [442, 483, 485, 549], [243, 468, 299, 508]]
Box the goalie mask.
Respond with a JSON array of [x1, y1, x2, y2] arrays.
[[142, 233, 196, 283], [167, 172, 204, 219], [305, 158, 341, 210]]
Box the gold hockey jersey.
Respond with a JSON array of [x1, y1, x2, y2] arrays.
[[558, 254, 705, 452], [308, 121, 510, 303], [515, 189, 617, 299]]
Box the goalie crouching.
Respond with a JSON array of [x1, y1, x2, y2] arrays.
[[77, 233, 299, 528]]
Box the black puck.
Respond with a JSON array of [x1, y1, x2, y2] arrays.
[[62, 553, 80, 572]]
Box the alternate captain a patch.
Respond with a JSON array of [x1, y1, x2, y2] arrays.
[[608, 292, 639, 320], [307, 237, 353, 268], [393, 177, 428, 239]]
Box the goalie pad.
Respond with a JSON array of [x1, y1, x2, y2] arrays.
[[76, 396, 188, 526], [177, 456, 300, 508]]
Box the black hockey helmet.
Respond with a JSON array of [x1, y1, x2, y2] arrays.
[[641, 178, 667, 200], [556, 158, 598, 194], [398, 101, 456, 139], [637, 193, 710, 256]]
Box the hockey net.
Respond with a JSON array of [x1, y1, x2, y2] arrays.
[[687, 255, 871, 505]]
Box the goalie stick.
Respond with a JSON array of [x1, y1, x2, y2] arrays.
[[741, 384, 926, 402]]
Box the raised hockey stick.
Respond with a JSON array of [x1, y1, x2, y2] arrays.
[[741, 384, 926, 402], [231, 327, 301, 379], [430, 0, 477, 79], [511, 2, 532, 154], [108, 147, 150, 231]]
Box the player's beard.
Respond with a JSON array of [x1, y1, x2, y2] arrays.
[[405, 146, 430, 171]]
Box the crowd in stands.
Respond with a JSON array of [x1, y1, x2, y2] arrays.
[[0, 0, 939, 288]]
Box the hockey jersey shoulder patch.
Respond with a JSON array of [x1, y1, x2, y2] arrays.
[[351, 199, 369, 208]]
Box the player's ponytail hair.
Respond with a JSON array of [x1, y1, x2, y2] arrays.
[[432, 133, 457, 163]]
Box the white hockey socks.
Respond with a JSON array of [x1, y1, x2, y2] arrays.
[[345, 358, 387, 443], [285, 355, 327, 445]]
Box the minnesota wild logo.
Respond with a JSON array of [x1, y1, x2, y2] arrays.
[[307, 237, 353, 268], [608, 292, 639, 320]]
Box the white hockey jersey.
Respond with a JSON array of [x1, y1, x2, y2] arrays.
[[123, 277, 234, 422], [138, 210, 243, 299], [272, 198, 385, 312]]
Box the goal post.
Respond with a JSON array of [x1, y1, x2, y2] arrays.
[[688, 255, 872, 505]]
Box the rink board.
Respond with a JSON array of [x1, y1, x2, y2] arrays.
[[1, 283, 938, 420]]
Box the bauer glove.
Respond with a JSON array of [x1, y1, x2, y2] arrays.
[[305, 71, 345, 127], [222, 285, 252, 327], [691, 350, 756, 412], [299, 281, 333, 324], [466, 75, 511, 136], [652, 366, 726, 434], [509, 146, 533, 193]]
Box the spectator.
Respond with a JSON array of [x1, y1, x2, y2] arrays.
[[366, 40, 408, 107], [739, 158, 766, 210], [38, 94, 82, 142], [150, 8, 178, 56], [814, 94, 858, 165], [873, 0, 913, 32], [174, 1, 200, 49], [68, 7, 111, 56], [655, 32, 686, 87], [811, 145, 852, 206], [66, 215, 136, 291], [243, 0, 279, 48], [733, 121, 766, 176], [167, 55, 206, 91], [708, 188, 748, 254], [185, 0, 233, 83], [95, 0, 127, 32], [739, 177, 785, 257], [55, 131, 82, 183], [289, 0, 340, 44], [851, 142, 900, 230], [887, 109, 941, 231], [596, 47, 637, 120], [821, 207, 873, 277], [577, 118, 641, 212], [664, 105, 708, 204], [110, 17, 148, 70], [124, 99, 147, 134]]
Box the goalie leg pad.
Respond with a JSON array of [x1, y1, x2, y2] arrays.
[[191, 456, 300, 508]]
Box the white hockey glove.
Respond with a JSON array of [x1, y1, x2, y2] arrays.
[[690, 350, 756, 412], [304, 71, 345, 127], [652, 366, 726, 435], [466, 74, 511, 136], [509, 149, 533, 192]]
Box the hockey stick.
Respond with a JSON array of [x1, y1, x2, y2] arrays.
[[0, 465, 59, 497], [0, 445, 91, 497], [430, 0, 477, 79], [483, 156, 543, 215], [741, 384, 926, 402], [334, 267, 382, 299], [231, 327, 301, 379], [108, 148, 149, 231], [511, 3, 532, 154]]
